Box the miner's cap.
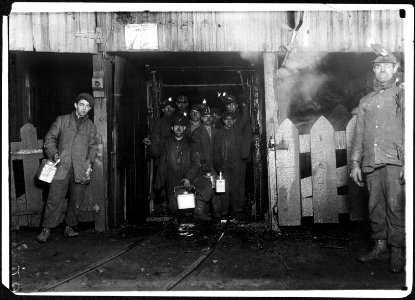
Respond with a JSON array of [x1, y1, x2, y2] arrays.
[[373, 53, 398, 64], [161, 97, 175, 109]]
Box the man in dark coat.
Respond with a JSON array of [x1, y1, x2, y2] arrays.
[[213, 111, 247, 219], [218, 93, 253, 219], [350, 45, 405, 273], [143, 97, 176, 213], [148, 115, 211, 220], [36, 93, 99, 242], [192, 106, 220, 219], [143, 97, 176, 151]]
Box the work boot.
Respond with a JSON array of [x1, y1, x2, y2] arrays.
[[389, 247, 404, 273], [357, 239, 389, 263], [36, 228, 50, 243], [64, 226, 79, 238]]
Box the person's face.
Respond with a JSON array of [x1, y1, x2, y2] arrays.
[[176, 99, 188, 111], [223, 116, 235, 129], [163, 105, 175, 117], [190, 110, 201, 121], [373, 63, 398, 83], [172, 125, 185, 137], [225, 102, 238, 113], [74, 99, 92, 117], [201, 114, 213, 126], [212, 113, 220, 124]]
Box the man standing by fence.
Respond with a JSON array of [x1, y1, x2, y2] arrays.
[[36, 93, 98, 243], [350, 45, 405, 273]]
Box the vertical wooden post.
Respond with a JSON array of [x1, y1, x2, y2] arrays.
[[113, 55, 124, 226], [92, 53, 110, 231], [263, 52, 280, 231]]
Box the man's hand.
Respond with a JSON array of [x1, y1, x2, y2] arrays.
[[143, 137, 151, 146], [181, 178, 191, 189], [350, 166, 364, 187], [53, 153, 60, 162], [399, 167, 405, 185]]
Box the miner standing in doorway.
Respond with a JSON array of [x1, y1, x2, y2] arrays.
[[143, 97, 176, 214], [192, 105, 221, 220], [219, 93, 253, 219], [147, 115, 211, 220], [350, 45, 405, 273], [213, 111, 247, 220], [36, 93, 98, 243]]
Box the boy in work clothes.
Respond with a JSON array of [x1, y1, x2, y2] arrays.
[[213, 111, 248, 220], [147, 115, 211, 221], [36, 93, 98, 243]]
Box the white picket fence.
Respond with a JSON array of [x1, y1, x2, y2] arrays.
[[268, 115, 366, 229]]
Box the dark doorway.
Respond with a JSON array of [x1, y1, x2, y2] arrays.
[[109, 52, 268, 226]]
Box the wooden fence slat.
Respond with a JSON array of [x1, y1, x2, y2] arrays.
[[300, 177, 312, 198], [335, 131, 347, 150], [275, 119, 301, 226], [299, 134, 310, 153], [301, 197, 313, 217], [19, 124, 43, 216], [336, 166, 348, 188], [310, 116, 339, 223], [346, 115, 367, 220]]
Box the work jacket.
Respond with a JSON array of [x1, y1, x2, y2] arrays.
[[213, 126, 246, 172], [148, 136, 200, 190], [44, 112, 98, 182], [192, 124, 217, 173], [350, 84, 404, 172]]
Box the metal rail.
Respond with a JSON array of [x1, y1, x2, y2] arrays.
[[34, 219, 229, 292]]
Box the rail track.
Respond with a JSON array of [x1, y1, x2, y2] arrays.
[[34, 219, 230, 292]]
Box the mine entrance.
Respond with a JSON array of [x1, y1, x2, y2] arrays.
[[110, 52, 268, 226]]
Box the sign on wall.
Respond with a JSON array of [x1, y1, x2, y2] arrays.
[[125, 23, 158, 50]]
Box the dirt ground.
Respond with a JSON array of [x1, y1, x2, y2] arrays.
[[8, 218, 408, 296]]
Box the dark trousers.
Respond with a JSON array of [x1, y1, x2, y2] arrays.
[[365, 165, 405, 248], [221, 163, 244, 217], [42, 166, 88, 228]]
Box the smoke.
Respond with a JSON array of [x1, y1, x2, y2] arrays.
[[277, 51, 328, 120]]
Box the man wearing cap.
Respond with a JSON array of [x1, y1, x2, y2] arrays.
[[219, 93, 253, 219], [210, 106, 222, 128], [143, 97, 176, 150], [175, 94, 190, 118], [143, 97, 176, 214], [36, 93, 99, 243], [148, 115, 211, 220], [192, 105, 221, 220], [184, 103, 203, 139], [350, 45, 405, 273], [213, 111, 246, 220]]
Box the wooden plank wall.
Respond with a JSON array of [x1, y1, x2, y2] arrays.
[[10, 10, 404, 53], [9, 12, 97, 53]]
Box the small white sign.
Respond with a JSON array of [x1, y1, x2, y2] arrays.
[[125, 23, 158, 50]]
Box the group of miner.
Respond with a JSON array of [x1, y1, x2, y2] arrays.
[[142, 92, 253, 223], [34, 44, 406, 274]]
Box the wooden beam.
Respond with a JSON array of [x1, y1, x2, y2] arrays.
[[92, 53, 109, 231]]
